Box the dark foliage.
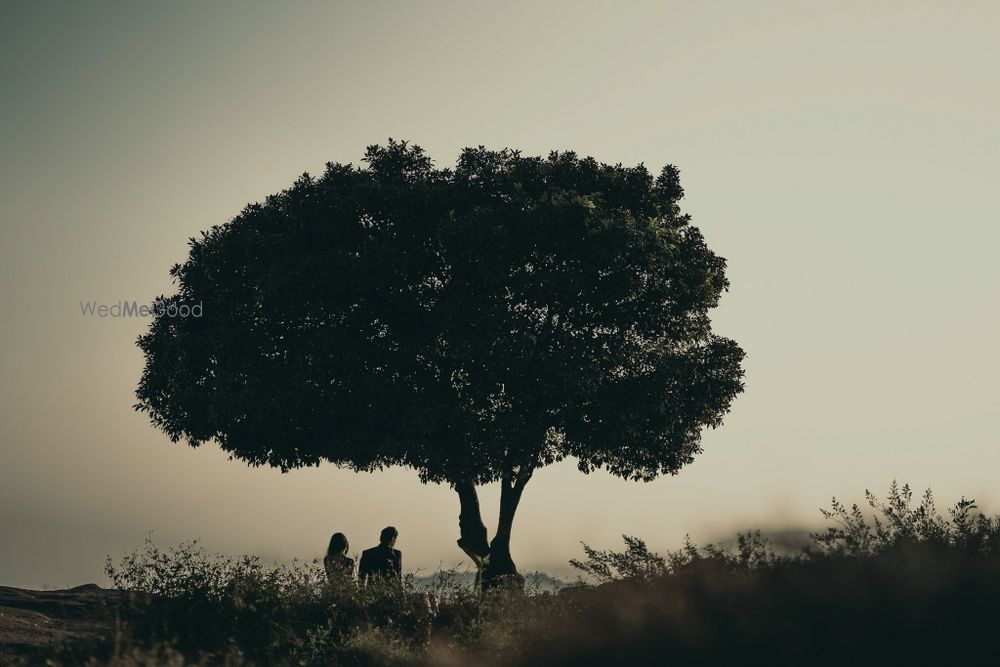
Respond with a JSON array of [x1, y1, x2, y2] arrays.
[[526, 544, 1000, 667], [103, 540, 443, 666], [547, 482, 1000, 667], [134, 140, 744, 581], [135, 140, 743, 485]]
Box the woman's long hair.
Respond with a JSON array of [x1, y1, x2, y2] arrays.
[[327, 532, 349, 558]]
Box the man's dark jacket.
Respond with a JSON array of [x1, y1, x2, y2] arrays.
[[358, 544, 402, 584]]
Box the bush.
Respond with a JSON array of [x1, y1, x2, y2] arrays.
[[104, 540, 441, 665], [811, 480, 1000, 557]]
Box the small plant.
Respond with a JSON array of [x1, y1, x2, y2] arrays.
[[571, 530, 777, 584], [569, 536, 667, 583], [811, 480, 1000, 557]]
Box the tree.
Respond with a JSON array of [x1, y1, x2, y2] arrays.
[[136, 140, 745, 588]]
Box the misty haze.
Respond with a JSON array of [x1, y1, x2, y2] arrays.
[[2, 1, 999, 665]]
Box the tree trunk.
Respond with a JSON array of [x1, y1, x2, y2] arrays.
[[455, 480, 489, 568], [453, 471, 531, 592]]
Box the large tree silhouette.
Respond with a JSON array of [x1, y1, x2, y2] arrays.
[[136, 141, 745, 586]]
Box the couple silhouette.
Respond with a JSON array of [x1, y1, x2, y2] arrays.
[[324, 526, 402, 584]]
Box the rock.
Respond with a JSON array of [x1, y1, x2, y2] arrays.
[[0, 584, 116, 661]]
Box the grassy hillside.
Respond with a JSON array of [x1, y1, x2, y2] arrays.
[[4, 482, 999, 666]]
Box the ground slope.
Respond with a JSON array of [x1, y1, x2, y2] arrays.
[[0, 584, 115, 664]]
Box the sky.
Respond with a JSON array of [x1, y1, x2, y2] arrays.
[[1, 0, 998, 589]]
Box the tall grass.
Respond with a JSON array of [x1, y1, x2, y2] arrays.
[[68, 482, 1000, 666]]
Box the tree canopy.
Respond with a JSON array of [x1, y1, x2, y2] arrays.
[[136, 141, 744, 491]]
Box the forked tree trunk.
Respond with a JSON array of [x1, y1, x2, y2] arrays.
[[453, 471, 531, 592]]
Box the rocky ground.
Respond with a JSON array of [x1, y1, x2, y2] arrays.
[[0, 584, 115, 664]]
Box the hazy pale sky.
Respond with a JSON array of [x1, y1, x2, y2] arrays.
[[2, 0, 998, 589]]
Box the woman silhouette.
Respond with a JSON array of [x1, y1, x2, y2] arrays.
[[324, 532, 354, 581]]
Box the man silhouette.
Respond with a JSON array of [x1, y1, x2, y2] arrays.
[[358, 526, 402, 585]]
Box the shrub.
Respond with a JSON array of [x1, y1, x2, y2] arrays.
[[104, 540, 442, 665], [811, 480, 1000, 557]]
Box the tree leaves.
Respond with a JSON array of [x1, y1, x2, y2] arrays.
[[136, 141, 745, 485]]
